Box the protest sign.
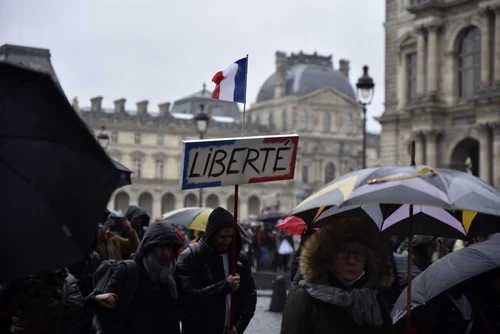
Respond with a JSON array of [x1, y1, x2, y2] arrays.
[[180, 134, 299, 190]]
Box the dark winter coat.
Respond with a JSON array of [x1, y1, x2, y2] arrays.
[[0, 269, 83, 334], [176, 211, 257, 334], [92, 221, 182, 334]]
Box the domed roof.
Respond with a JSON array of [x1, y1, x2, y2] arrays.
[[256, 58, 356, 103]]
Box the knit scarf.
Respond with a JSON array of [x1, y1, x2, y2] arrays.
[[142, 252, 178, 299], [299, 274, 384, 327]]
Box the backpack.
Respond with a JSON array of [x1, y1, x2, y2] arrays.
[[92, 259, 138, 313]]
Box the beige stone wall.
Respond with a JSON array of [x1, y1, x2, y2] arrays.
[[380, 0, 500, 187]]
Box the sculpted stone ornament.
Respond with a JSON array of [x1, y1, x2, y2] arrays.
[[72, 97, 80, 112]]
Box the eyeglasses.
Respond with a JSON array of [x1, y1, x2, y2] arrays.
[[336, 248, 367, 262]]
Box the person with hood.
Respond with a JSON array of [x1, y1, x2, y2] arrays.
[[176, 207, 257, 334], [125, 205, 150, 241], [91, 220, 183, 334], [281, 217, 394, 334], [0, 268, 84, 334]]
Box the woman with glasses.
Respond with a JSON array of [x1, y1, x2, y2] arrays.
[[280, 217, 394, 334]]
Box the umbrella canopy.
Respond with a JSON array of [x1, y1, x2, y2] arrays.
[[110, 158, 132, 189], [290, 165, 500, 230], [162, 207, 248, 236], [391, 233, 500, 324], [0, 62, 121, 283], [311, 203, 488, 238], [276, 216, 308, 235], [258, 210, 287, 222]]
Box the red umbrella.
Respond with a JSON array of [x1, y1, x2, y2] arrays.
[[276, 216, 309, 235]]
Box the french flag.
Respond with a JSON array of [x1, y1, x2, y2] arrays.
[[211, 57, 247, 104]]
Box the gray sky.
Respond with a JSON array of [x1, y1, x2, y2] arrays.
[[1, 0, 385, 132]]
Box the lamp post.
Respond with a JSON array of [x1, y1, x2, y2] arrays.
[[97, 126, 110, 149], [356, 65, 375, 169], [193, 104, 210, 207]]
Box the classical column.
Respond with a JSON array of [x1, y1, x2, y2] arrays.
[[416, 28, 427, 98], [427, 25, 439, 96], [424, 130, 439, 167], [493, 123, 500, 188], [477, 123, 492, 184], [479, 9, 492, 87], [495, 7, 500, 85]]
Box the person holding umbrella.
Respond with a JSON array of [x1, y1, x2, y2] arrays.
[[281, 217, 394, 334]]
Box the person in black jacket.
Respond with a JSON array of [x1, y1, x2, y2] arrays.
[[91, 220, 183, 334], [176, 207, 257, 334], [0, 268, 84, 334], [125, 205, 150, 241]]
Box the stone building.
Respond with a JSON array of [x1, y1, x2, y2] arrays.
[[380, 0, 500, 187], [0, 44, 381, 219]]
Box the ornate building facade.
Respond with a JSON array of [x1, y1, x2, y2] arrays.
[[379, 0, 500, 187], [0, 44, 381, 219]]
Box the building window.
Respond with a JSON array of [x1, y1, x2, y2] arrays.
[[155, 158, 164, 179], [282, 110, 288, 131], [343, 114, 352, 134], [407, 52, 417, 103], [157, 134, 164, 145], [325, 162, 336, 183], [323, 112, 331, 132], [134, 132, 141, 144], [458, 27, 481, 98], [111, 131, 118, 143], [133, 157, 142, 178], [298, 111, 308, 131], [301, 165, 309, 184], [268, 113, 274, 127]]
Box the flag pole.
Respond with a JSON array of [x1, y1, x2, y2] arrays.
[[230, 54, 248, 329]]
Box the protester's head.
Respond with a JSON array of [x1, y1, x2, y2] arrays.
[[204, 207, 235, 254], [135, 220, 182, 264], [153, 244, 174, 265], [412, 235, 437, 258], [300, 217, 391, 287]]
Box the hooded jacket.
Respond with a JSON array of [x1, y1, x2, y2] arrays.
[[176, 207, 257, 334], [93, 221, 182, 334], [125, 205, 150, 241], [281, 219, 394, 334]]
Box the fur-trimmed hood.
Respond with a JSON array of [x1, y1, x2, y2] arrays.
[[299, 217, 394, 289]]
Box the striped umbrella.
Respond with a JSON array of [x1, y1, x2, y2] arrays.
[[290, 165, 500, 236], [162, 207, 248, 236], [310, 204, 496, 238]]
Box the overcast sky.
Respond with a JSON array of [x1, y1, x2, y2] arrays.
[[1, 0, 385, 133]]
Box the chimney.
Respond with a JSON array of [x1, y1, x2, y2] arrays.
[[90, 96, 103, 112], [136, 100, 149, 115], [339, 59, 350, 79], [114, 98, 126, 113], [158, 102, 171, 116], [274, 51, 287, 99]]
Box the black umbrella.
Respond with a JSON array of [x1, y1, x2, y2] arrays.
[[391, 233, 500, 324], [258, 210, 287, 223], [0, 62, 121, 283], [110, 158, 132, 189]]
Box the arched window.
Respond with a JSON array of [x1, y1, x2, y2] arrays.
[[458, 27, 481, 98], [298, 111, 308, 131], [325, 162, 336, 183]]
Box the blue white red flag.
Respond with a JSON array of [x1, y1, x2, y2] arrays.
[[211, 57, 247, 103]]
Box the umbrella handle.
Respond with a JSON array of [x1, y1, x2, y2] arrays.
[[406, 205, 414, 329]]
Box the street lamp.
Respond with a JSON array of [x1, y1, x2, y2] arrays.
[[356, 65, 375, 169], [193, 104, 210, 207], [97, 125, 110, 149]]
